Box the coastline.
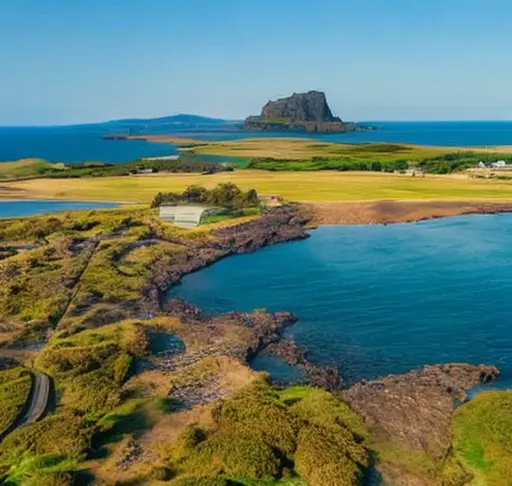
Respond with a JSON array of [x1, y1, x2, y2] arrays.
[[307, 199, 512, 225], [0, 201, 505, 486]]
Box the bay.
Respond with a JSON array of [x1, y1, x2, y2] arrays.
[[172, 214, 512, 387]]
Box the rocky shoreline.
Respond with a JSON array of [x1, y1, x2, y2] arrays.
[[147, 203, 504, 486], [144, 204, 310, 314]]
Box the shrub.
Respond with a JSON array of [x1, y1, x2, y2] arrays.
[[289, 387, 368, 442], [294, 425, 367, 486], [215, 381, 300, 456], [180, 433, 280, 481]]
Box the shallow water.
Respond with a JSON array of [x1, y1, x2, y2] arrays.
[[0, 200, 118, 219], [172, 214, 512, 388]]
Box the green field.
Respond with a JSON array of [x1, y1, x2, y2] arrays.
[[453, 391, 512, 486], [3, 170, 512, 203], [0, 368, 32, 437]]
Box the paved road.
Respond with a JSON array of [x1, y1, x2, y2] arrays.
[[20, 372, 50, 425]]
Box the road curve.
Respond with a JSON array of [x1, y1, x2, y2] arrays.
[[20, 372, 50, 425]]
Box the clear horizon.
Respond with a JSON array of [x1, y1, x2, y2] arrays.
[[4, 118, 512, 129], [1, 0, 512, 125]]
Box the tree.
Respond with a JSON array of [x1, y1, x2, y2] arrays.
[[182, 185, 208, 204], [208, 183, 242, 208]]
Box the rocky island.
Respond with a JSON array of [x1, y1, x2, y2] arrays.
[[244, 90, 360, 133]]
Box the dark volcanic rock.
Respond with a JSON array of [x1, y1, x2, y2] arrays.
[[244, 91, 350, 133], [264, 339, 342, 391], [261, 90, 340, 123]]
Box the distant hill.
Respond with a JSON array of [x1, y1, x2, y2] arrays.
[[103, 113, 241, 135], [107, 114, 236, 127]]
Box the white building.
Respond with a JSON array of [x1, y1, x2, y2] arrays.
[[159, 205, 223, 229]]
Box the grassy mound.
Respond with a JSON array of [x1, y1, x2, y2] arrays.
[[0, 367, 32, 437], [35, 321, 151, 417], [452, 391, 512, 486], [166, 381, 369, 485]]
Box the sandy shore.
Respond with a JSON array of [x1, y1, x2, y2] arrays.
[[308, 200, 512, 225]]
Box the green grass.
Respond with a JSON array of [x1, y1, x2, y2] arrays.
[[0, 368, 32, 437], [0, 154, 224, 181], [0, 159, 64, 180], [0, 240, 95, 340], [5, 170, 512, 203], [452, 391, 512, 486], [0, 206, 216, 344]]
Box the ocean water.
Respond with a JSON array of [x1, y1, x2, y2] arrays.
[[0, 200, 118, 219], [2, 122, 512, 164], [170, 121, 512, 146], [172, 215, 512, 388], [0, 125, 177, 163]]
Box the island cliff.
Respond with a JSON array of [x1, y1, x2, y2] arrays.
[[245, 90, 353, 133]]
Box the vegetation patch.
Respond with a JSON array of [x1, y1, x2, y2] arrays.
[[452, 391, 512, 486], [152, 182, 260, 210], [165, 381, 369, 485], [0, 412, 92, 481], [0, 152, 229, 181], [0, 367, 32, 437], [36, 321, 149, 417]]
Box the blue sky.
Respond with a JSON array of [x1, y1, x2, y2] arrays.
[[1, 0, 512, 124]]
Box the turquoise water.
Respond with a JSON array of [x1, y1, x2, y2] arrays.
[[3, 122, 512, 164], [172, 215, 512, 387], [0, 200, 118, 218]]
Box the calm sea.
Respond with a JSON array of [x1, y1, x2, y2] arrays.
[[168, 121, 512, 146], [172, 215, 512, 388], [2, 122, 512, 163], [0, 200, 118, 219], [0, 125, 177, 163]]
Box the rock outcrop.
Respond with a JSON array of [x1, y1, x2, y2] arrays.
[[244, 91, 351, 133]]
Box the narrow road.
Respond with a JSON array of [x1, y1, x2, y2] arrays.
[[19, 372, 50, 425]]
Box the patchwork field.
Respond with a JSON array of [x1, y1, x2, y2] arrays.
[[3, 170, 512, 203]]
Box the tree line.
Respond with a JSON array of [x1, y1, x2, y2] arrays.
[[151, 183, 260, 210]]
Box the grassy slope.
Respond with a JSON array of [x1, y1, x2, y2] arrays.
[[3, 171, 512, 203], [452, 391, 512, 486], [0, 159, 64, 180], [0, 368, 32, 437]]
